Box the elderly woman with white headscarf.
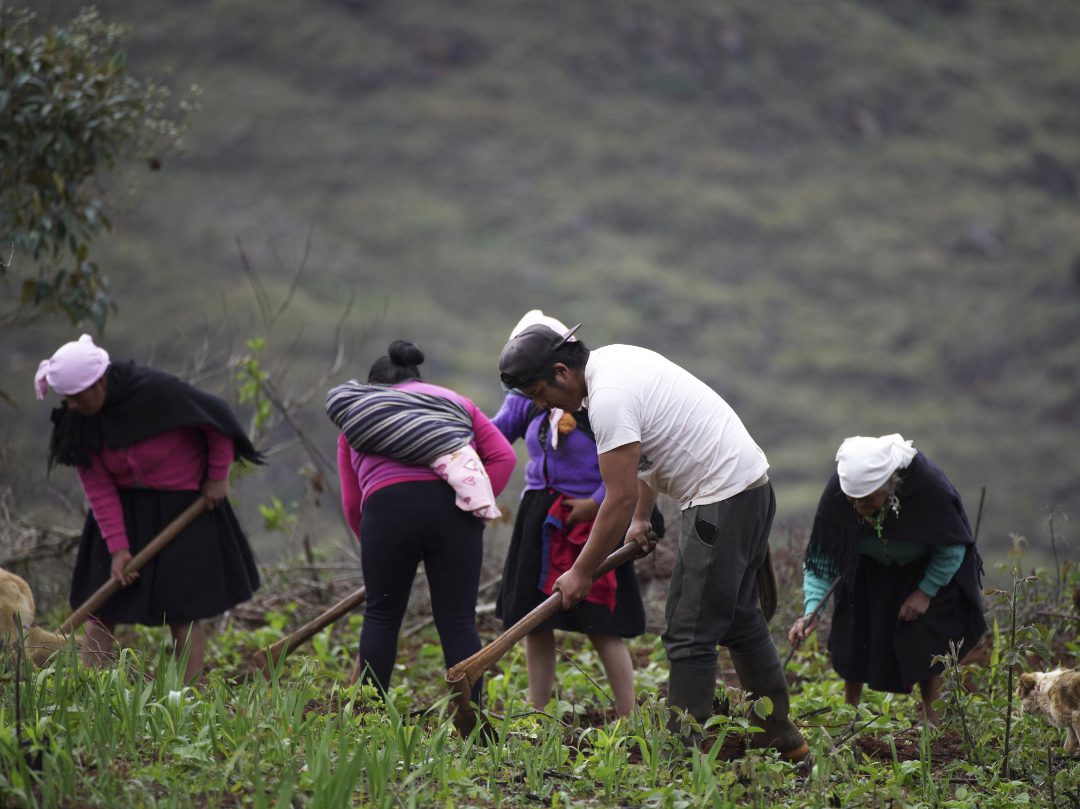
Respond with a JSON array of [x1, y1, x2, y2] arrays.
[[787, 434, 986, 726], [37, 335, 263, 681]]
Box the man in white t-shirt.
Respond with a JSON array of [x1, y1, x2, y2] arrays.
[[498, 322, 807, 761]]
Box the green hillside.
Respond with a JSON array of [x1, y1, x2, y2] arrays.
[[5, 0, 1079, 563]]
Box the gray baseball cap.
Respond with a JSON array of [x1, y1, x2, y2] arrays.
[[498, 322, 581, 389]]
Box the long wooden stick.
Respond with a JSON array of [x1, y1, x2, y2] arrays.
[[446, 541, 645, 736], [784, 575, 841, 668], [59, 497, 208, 635], [252, 585, 367, 676], [972, 485, 986, 544]]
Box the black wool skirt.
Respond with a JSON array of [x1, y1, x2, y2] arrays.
[[496, 488, 645, 638], [70, 488, 260, 626], [828, 554, 986, 693]]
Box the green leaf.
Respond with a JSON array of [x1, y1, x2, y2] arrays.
[[752, 696, 774, 720]]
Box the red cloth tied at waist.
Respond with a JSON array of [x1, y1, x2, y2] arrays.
[[538, 493, 617, 612]]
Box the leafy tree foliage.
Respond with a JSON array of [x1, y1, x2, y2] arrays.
[[0, 6, 193, 329]]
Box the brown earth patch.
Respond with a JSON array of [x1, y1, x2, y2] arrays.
[[853, 728, 966, 763]]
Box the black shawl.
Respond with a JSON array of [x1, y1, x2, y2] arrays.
[[804, 452, 983, 606], [48, 361, 263, 471]]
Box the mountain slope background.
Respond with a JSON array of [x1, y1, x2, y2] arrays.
[[4, 0, 1079, 571]]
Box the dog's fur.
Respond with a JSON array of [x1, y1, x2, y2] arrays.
[[1018, 668, 1080, 755], [0, 566, 75, 666]]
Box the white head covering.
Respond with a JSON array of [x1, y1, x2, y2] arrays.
[[34, 334, 110, 400], [508, 309, 578, 341], [508, 310, 576, 448], [835, 434, 918, 498]]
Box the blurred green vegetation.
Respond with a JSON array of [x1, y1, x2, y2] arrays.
[[3, 0, 1078, 563]]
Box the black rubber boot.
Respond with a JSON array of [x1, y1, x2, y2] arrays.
[[729, 646, 809, 761], [666, 661, 718, 745]]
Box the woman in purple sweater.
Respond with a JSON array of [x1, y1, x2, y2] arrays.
[[37, 335, 261, 681], [493, 312, 647, 717]]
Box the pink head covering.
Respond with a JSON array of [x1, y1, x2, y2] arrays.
[[35, 334, 110, 400], [835, 434, 918, 498]]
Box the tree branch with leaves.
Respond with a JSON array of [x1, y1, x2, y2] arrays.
[[0, 6, 196, 330]]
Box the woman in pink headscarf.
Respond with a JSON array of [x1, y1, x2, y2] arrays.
[[37, 335, 262, 680], [787, 434, 986, 725]]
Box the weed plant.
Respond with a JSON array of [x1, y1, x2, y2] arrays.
[[2, 535, 1079, 807], [1, 567, 1078, 808]]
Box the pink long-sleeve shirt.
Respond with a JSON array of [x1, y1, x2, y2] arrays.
[[337, 380, 515, 539], [76, 425, 235, 553]]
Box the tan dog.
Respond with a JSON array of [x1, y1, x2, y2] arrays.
[[0, 566, 76, 666], [1018, 669, 1080, 755]]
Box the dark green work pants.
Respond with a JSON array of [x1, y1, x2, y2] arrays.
[[662, 482, 776, 666]]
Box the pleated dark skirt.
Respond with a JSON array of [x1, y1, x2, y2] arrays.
[[496, 488, 645, 637], [70, 488, 260, 626], [829, 554, 986, 693]]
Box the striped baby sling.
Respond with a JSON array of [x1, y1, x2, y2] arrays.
[[325, 381, 473, 465]]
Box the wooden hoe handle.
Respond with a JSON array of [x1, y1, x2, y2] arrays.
[[253, 586, 367, 676], [446, 541, 644, 736], [59, 497, 209, 636]]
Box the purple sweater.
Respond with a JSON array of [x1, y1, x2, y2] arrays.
[[491, 392, 606, 503]]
